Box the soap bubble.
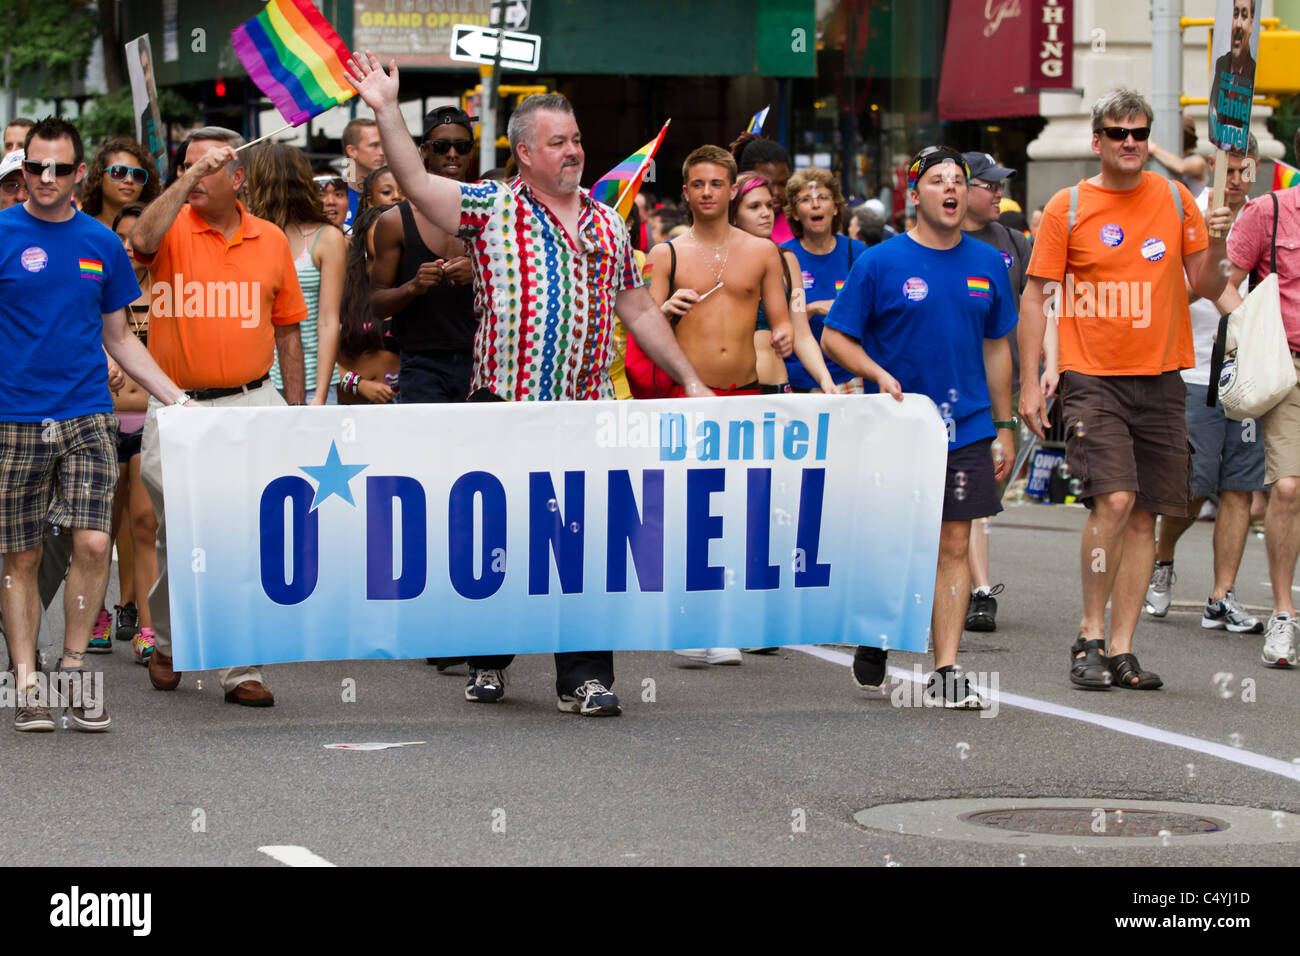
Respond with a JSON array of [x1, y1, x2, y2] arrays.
[[954, 487, 967, 501], [947, 388, 959, 403], [1069, 478, 1082, 496], [569, 521, 580, 533], [1185, 763, 1196, 779], [1074, 420, 1087, 438], [939, 402, 951, 418], [1228, 732, 1243, 748], [1158, 829, 1171, 847], [954, 471, 968, 488], [546, 499, 558, 512], [956, 742, 970, 760], [1057, 462, 1071, 480]]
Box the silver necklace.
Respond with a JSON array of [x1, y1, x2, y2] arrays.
[[689, 226, 731, 287]]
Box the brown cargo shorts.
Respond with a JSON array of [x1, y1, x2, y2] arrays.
[[1058, 370, 1192, 517]]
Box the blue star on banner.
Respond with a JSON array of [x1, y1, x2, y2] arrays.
[[299, 441, 368, 510]]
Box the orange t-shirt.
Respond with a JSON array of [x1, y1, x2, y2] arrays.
[[138, 202, 306, 389], [1027, 172, 1207, 376]]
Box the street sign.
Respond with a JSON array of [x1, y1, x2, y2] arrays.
[[488, 0, 530, 32], [449, 24, 541, 72]]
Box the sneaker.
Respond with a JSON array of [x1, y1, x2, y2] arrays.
[[1144, 562, 1175, 617], [925, 668, 990, 710], [132, 628, 155, 665], [1202, 590, 1263, 634], [964, 583, 1004, 632], [674, 647, 742, 665], [464, 667, 506, 702], [87, 608, 113, 654], [852, 646, 889, 689], [14, 686, 54, 732], [557, 679, 622, 716], [61, 669, 111, 732], [1262, 614, 1298, 668], [114, 602, 138, 641]]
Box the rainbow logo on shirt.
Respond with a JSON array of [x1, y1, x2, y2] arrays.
[[966, 276, 990, 298], [78, 258, 103, 280], [834, 279, 845, 294]]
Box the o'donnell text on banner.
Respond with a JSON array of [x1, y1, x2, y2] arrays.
[[156, 396, 945, 669]]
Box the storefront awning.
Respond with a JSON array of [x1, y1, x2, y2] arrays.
[[937, 0, 1039, 121]]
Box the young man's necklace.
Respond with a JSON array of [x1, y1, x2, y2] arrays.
[[689, 226, 731, 287]]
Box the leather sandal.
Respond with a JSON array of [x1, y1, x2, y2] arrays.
[[1070, 637, 1112, 690], [1107, 652, 1163, 690]]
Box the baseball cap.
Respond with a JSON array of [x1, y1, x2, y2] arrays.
[[962, 151, 1015, 182], [422, 106, 478, 139], [0, 149, 24, 182]]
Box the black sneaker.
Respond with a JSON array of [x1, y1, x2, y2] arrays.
[[964, 584, 1004, 632], [114, 602, 138, 642], [925, 668, 990, 710], [852, 646, 888, 689], [464, 667, 506, 702], [557, 680, 621, 716]]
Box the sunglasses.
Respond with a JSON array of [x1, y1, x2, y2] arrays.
[[107, 163, 149, 185], [970, 181, 1004, 194], [423, 138, 474, 155], [908, 146, 970, 191], [314, 175, 346, 192], [23, 159, 76, 178], [1099, 126, 1151, 142], [1, 178, 24, 195]]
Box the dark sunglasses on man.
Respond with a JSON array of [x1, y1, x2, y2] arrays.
[[1099, 126, 1151, 142], [107, 163, 149, 186], [23, 159, 76, 178], [422, 138, 474, 156]]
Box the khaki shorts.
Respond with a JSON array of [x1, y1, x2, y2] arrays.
[[1058, 370, 1192, 516], [1260, 356, 1300, 485]]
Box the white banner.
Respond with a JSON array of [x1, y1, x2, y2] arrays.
[[157, 395, 946, 669]]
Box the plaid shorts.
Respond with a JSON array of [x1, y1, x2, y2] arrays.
[[0, 413, 119, 553]]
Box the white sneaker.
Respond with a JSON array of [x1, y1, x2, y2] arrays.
[[1144, 562, 1175, 617], [674, 648, 743, 665], [1262, 614, 1298, 668]]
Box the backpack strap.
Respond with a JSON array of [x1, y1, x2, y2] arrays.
[[779, 248, 792, 303], [1168, 178, 1183, 223], [1066, 184, 1079, 234], [668, 240, 677, 292], [1270, 190, 1280, 275]]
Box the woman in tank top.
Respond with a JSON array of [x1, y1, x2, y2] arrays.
[[244, 144, 348, 404]]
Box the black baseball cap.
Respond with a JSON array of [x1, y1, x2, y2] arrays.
[[962, 151, 1016, 182], [422, 106, 477, 139]]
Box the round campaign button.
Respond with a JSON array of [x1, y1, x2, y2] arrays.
[[801, 270, 815, 290], [1100, 224, 1124, 247], [1000, 250, 1013, 268], [20, 247, 47, 272], [902, 277, 929, 302], [1141, 237, 1167, 262]]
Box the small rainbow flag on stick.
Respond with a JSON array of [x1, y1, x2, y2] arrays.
[[1274, 159, 1300, 192], [232, 0, 355, 128], [589, 120, 671, 220]]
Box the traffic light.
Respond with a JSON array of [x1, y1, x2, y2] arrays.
[[1257, 27, 1300, 96], [215, 77, 226, 98]]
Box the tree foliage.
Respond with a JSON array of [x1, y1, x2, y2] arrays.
[[77, 86, 198, 154], [0, 0, 100, 98]]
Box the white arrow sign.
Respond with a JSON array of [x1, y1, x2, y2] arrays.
[[449, 24, 541, 72], [489, 0, 530, 31]]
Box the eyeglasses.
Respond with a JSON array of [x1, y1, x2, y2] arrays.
[[23, 159, 75, 178], [795, 192, 835, 205], [1, 178, 23, 195], [970, 181, 1004, 194], [1099, 126, 1151, 142], [314, 175, 346, 192], [423, 138, 475, 155], [107, 163, 149, 186]]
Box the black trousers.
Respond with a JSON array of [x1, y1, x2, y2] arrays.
[[464, 388, 615, 696], [397, 348, 474, 404]]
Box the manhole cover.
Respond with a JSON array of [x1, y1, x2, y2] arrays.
[[961, 807, 1226, 838]]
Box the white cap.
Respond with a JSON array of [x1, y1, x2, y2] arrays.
[[0, 149, 24, 182], [863, 197, 886, 216]]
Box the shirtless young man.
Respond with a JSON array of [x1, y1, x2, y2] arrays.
[[645, 145, 792, 395]]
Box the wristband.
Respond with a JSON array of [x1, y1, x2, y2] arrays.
[[172, 392, 190, 407], [993, 418, 1018, 429], [342, 371, 362, 395]]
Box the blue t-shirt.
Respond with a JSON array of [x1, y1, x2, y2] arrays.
[[824, 233, 1018, 450], [345, 187, 360, 228], [0, 206, 141, 422], [780, 234, 867, 388]]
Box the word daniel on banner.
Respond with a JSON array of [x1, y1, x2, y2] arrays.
[[156, 396, 947, 669]]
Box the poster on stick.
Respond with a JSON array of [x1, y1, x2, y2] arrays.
[[1207, 0, 1261, 153], [125, 34, 168, 179]]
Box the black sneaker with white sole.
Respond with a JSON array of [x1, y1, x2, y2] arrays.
[[852, 646, 888, 689], [1201, 590, 1263, 634], [964, 584, 1004, 632], [464, 668, 506, 702], [557, 679, 621, 716], [924, 668, 989, 710]]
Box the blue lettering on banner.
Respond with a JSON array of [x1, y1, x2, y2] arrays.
[[366, 476, 427, 600], [259, 476, 320, 606], [447, 471, 507, 600], [794, 469, 831, 587], [686, 469, 726, 591], [529, 472, 584, 595], [606, 469, 664, 592], [746, 469, 780, 590]]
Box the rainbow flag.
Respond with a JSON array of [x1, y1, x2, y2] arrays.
[[1274, 159, 1300, 192], [79, 258, 103, 280], [747, 105, 770, 135], [967, 276, 990, 298], [231, 0, 356, 127], [589, 120, 671, 220]]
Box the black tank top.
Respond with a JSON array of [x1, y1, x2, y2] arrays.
[[393, 200, 478, 352]]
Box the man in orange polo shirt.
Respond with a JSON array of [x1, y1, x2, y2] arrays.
[[1018, 88, 1233, 693], [130, 126, 307, 707]]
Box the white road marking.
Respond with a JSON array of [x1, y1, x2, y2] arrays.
[[258, 845, 337, 867], [790, 644, 1300, 782]]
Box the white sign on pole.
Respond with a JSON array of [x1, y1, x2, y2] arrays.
[[449, 24, 542, 72], [489, 0, 531, 31]]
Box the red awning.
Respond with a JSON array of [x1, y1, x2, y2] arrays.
[[938, 0, 1039, 121]]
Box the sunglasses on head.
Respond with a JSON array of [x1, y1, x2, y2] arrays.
[[23, 159, 76, 178], [423, 138, 474, 155], [1099, 126, 1151, 142], [107, 163, 149, 185], [314, 175, 346, 192]]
